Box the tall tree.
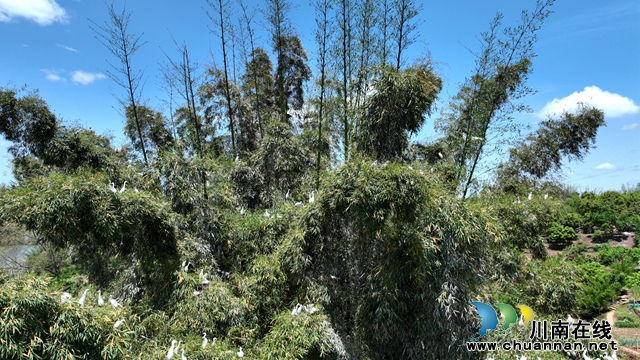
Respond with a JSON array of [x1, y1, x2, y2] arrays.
[[391, 0, 421, 70], [436, 0, 555, 199], [161, 41, 208, 199], [333, 0, 356, 160], [496, 104, 606, 191], [237, 0, 267, 138], [123, 104, 174, 154], [356, 64, 442, 161], [89, 3, 149, 166], [377, 0, 393, 68], [264, 0, 292, 124], [313, 0, 332, 188], [241, 48, 275, 137], [206, 0, 237, 158]]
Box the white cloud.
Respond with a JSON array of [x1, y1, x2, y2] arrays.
[[538, 86, 640, 119], [71, 70, 106, 85], [0, 0, 67, 25], [595, 163, 616, 170], [622, 123, 639, 131], [41, 69, 63, 82], [56, 43, 77, 52]]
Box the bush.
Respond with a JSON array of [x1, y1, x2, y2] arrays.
[[578, 262, 621, 314], [615, 322, 640, 328], [547, 222, 577, 244], [592, 229, 603, 240]]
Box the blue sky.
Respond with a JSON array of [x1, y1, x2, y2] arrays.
[[1, 0, 638, 192]]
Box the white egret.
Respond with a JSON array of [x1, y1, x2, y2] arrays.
[[305, 304, 318, 314], [166, 340, 177, 360], [237, 347, 244, 357], [438, 152, 443, 159], [408, 165, 413, 170], [544, 193, 548, 200], [120, 181, 127, 193], [175, 340, 182, 355], [527, 192, 532, 201], [309, 191, 315, 204], [200, 273, 210, 285], [567, 314, 574, 326], [582, 349, 593, 360], [183, 261, 190, 272], [212, 337, 217, 346], [240, 207, 245, 215], [114, 319, 124, 328], [60, 292, 72, 303], [294, 202, 304, 207], [264, 209, 271, 219], [78, 289, 89, 307], [202, 332, 208, 349], [181, 349, 187, 360], [285, 189, 290, 199], [134, 187, 139, 193], [292, 303, 303, 316], [108, 295, 120, 308], [518, 314, 524, 327], [235, 155, 239, 162], [194, 290, 201, 296], [109, 182, 117, 193], [98, 290, 104, 307], [199, 268, 204, 278]]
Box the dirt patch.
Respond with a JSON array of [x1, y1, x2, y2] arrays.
[[547, 232, 636, 257]]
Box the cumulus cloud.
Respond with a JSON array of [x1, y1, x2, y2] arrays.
[[594, 163, 616, 170], [622, 123, 639, 131], [56, 43, 77, 52], [538, 86, 640, 119], [0, 0, 68, 25], [41, 69, 63, 82], [71, 70, 106, 85]]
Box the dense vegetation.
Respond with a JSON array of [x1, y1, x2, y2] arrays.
[[0, 0, 637, 359]]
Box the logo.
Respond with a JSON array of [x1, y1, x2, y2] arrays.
[[470, 302, 535, 339]]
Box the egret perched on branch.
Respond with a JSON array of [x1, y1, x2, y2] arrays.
[[183, 261, 190, 272], [134, 187, 139, 193], [60, 292, 72, 303], [264, 209, 273, 220], [166, 340, 177, 360], [108, 295, 120, 308], [237, 347, 244, 357], [181, 349, 187, 360], [294, 202, 304, 207], [309, 191, 315, 204], [240, 207, 245, 215], [114, 319, 124, 328], [109, 182, 117, 193], [285, 189, 290, 199], [78, 289, 89, 307], [527, 192, 532, 201], [97, 290, 104, 307], [202, 332, 208, 349], [567, 314, 574, 326], [544, 193, 548, 200], [438, 152, 443, 159], [120, 181, 127, 193]]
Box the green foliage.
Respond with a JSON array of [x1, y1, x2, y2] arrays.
[[578, 262, 621, 314], [300, 159, 494, 359], [592, 229, 603, 240], [0, 172, 179, 307], [356, 64, 442, 161], [504, 104, 605, 180], [485, 194, 563, 258], [615, 321, 640, 328], [0, 276, 120, 360], [498, 257, 580, 316], [258, 309, 334, 359], [565, 190, 640, 231], [546, 221, 577, 244]]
